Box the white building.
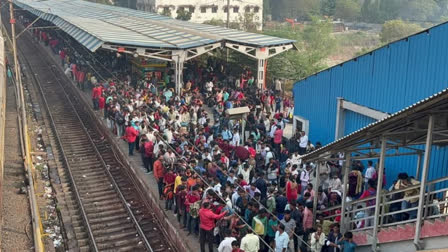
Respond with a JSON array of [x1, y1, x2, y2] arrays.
[[136, 0, 263, 30]]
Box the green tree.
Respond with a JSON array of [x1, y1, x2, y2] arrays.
[[334, 0, 361, 21], [398, 0, 440, 22], [294, 0, 321, 21], [380, 20, 422, 43], [203, 19, 239, 29], [176, 9, 192, 21], [264, 17, 335, 83], [321, 0, 337, 16], [271, 0, 319, 21], [238, 12, 258, 31], [161, 8, 172, 17]]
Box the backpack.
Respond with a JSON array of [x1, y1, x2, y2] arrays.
[[117, 114, 125, 125], [190, 200, 201, 218], [253, 217, 265, 235]]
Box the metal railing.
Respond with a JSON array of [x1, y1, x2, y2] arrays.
[[317, 176, 448, 233]]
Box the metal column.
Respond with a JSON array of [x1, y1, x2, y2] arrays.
[[172, 50, 186, 94], [313, 162, 321, 225], [415, 153, 422, 180], [334, 97, 345, 140], [340, 152, 351, 233], [257, 58, 266, 89], [372, 137, 387, 251], [414, 115, 434, 249]]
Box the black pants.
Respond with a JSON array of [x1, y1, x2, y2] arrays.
[[157, 178, 164, 198], [199, 228, 214, 252], [301, 228, 312, 252], [93, 98, 99, 110], [298, 147, 306, 155], [142, 156, 152, 172]]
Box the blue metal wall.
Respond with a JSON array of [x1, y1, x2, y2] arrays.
[[293, 22, 448, 185]]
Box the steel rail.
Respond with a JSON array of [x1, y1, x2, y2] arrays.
[[18, 38, 156, 251], [17, 41, 100, 252]]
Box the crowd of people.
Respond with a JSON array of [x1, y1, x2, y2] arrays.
[[25, 15, 433, 252]]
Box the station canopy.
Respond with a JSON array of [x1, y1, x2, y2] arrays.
[[14, 0, 295, 52], [301, 87, 448, 163]]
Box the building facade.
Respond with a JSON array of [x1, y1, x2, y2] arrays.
[[136, 0, 263, 30], [292, 22, 448, 185]]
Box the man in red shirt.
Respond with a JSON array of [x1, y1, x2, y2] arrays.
[[163, 168, 176, 210], [98, 95, 105, 110], [185, 185, 201, 235], [59, 49, 65, 66], [198, 201, 228, 252], [273, 125, 283, 156], [92, 84, 101, 110], [141, 138, 153, 173], [124, 125, 138, 156], [153, 154, 165, 199]]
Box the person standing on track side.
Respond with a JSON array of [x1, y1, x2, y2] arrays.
[[92, 84, 101, 110], [153, 154, 165, 199], [140, 135, 153, 173], [198, 201, 228, 252], [124, 123, 138, 156]]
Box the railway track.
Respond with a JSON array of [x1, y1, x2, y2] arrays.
[[15, 25, 174, 252]]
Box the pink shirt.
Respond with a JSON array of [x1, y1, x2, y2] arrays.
[[303, 207, 313, 230], [273, 129, 283, 144]]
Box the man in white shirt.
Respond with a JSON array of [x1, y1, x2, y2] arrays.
[[275, 223, 289, 252], [232, 129, 241, 146], [298, 131, 308, 155], [364, 160, 376, 190], [218, 231, 236, 252]]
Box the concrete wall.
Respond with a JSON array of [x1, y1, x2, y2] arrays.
[[152, 0, 263, 30]]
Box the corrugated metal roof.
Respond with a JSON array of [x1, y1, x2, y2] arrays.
[[301, 87, 448, 161], [14, 0, 295, 51]]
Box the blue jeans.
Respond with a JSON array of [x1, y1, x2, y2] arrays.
[[401, 201, 418, 220], [187, 213, 199, 234], [128, 141, 135, 155]]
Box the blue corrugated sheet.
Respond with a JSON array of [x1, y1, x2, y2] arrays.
[[293, 22, 448, 186]]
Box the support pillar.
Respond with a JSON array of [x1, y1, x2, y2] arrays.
[[255, 47, 268, 90], [257, 58, 266, 89], [172, 50, 186, 94], [414, 115, 434, 249], [340, 152, 351, 233], [313, 162, 321, 225], [372, 137, 387, 251], [335, 97, 345, 140], [415, 153, 422, 180]]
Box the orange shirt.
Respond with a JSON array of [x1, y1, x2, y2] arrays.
[[187, 177, 196, 190], [153, 160, 165, 180]]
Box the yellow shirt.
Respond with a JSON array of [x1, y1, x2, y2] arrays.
[[174, 175, 182, 193], [240, 233, 259, 252]]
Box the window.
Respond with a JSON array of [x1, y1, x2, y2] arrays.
[[178, 7, 184, 12], [233, 7, 239, 13], [189, 7, 195, 13], [245, 7, 250, 13], [201, 7, 206, 13], [212, 6, 218, 13], [163, 7, 169, 13], [254, 7, 259, 13], [223, 6, 228, 13]]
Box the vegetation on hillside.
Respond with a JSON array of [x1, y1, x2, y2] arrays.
[[380, 20, 422, 43], [265, 0, 448, 24]]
